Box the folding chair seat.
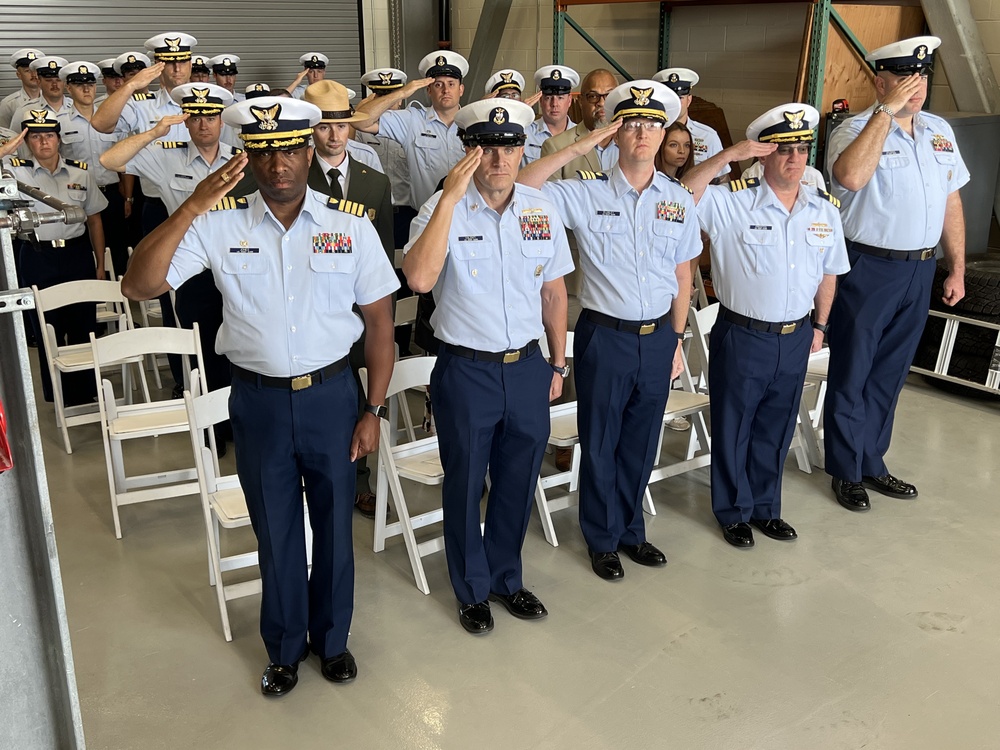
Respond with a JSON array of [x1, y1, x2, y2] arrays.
[[33, 278, 151, 454], [91, 324, 206, 538], [360, 356, 444, 594]]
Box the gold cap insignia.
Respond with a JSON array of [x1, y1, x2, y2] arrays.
[[250, 103, 281, 131], [30, 109, 48, 123], [47, 60, 58, 69], [668, 73, 679, 83], [501, 72, 514, 83], [78, 65, 88, 74], [311, 55, 319, 63], [223, 57, 232, 66], [436, 55, 447, 67], [127, 54, 137, 63], [252, 83, 264, 91], [552, 69, 561, 80], [630, 87, 653, 107], [916, 45, 927, 60], [27, 52, 37, 60], [192, 87, 210, 103], [493, 107, 507, 125], [379, 71, 393, 85], [784, 110, 805, 130], [165, 37, 181, 52]]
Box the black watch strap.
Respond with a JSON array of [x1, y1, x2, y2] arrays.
[[364, 403, 388, 419]]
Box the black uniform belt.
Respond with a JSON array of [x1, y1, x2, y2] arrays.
[[232, 357, 349, 391], [444, 339, 538, 364], [849, 241, 935, 262], [582, 309, 671, 336], [35, 235, 89, 250], [98, 182, 120, 192], [720, 306, 810, 335]]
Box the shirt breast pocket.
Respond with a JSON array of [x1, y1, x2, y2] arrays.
[[741, 228, 775, 275], [450, 241, 494, 295], [66, 188, 89, 204], [60, 131, 83, 146], [651, 219, 681, 262], [413, 134, 441, 165], [168, 175, 196, 197], [804, 230, 834, 276], [221, 254, 271, 315], [587, 215, 626, 266], [878, 154, 910, 199], [934, 150, 958, 187], [520, 239, 555, 289], [309, 253, 356, 313]]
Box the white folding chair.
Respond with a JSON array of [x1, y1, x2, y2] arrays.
[[33, 279, 151, 454], [360, 356, 443, 595], [802, 348, 830, 468], [127, 246, 177, 391], [392, 298, 421, 443], [92, 324, 206, 538], [95, 247, 125, 331]]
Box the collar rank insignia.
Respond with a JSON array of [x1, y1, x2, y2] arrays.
[[784, 110, 805, 129], [165, 37, 181, 52], [30, 109, 48, 123], [631, 87, 652, 106], [250, 103, 280, 132], [379, 72, 393, 85], [493, 107, 507, 125], [192, 87, 210, 103]]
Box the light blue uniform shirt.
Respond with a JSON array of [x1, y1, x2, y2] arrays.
[[541, 166, 701, 320], [166, 189, 399, 377], [57, 105, 120, 187], [687, 117, 729, 178], [826, 107, 970, 251], [124, 140, 242, 215], [3, 155, 108, 241], [355, 130, 411, 208], [345, 139, 384, 173], [115, 89, 189, 140], [522, 116, 574, 166], [404, 181, 574, 352], [0, 88, 33, 130], [698, 179, 851, 322], [594, 140, 619, 171], [380, 102, 465, 209]]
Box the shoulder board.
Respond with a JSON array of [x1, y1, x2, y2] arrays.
[[209, 196, 249, 212], [327, 197, 366, 217], [132, 92, 153, 101], [729, 177, 760, 193], [65, 158, 88, 170], [817, 188, 841, 209], [663, 173, 693, 194], [154, 141, 187, 149], [8, 157, 33, 167], [576, 170, 608, 181]]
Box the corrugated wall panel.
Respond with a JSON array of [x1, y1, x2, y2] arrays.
[[0, 0, 364, 96]]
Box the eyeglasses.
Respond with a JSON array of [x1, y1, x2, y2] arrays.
[[775, 144, 811, 156], [583, 91, 611, 104], [480, 146, 520, 157], [495, 91, 521, 100], [621, 119, 665, 132]]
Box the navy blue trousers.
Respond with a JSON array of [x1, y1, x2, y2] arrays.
[[574, 313, 673, 553], [825, 249, 936, 481], [228, 368, 357, 665], [430, 347, 551, 605], [708, 318, 811, 526]]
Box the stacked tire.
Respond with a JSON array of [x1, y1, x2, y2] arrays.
[[914, 258, 1000, 399]]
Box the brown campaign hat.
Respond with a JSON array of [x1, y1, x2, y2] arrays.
[[303, 80, 370, 124]]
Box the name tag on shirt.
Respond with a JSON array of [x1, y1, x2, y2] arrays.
[[173, 173, 193, 180], [931, 134, 954, 153], [458, 235, 484, 242], [749, 224, 772, 231], [313, 232, 353, 254], [419, 132, 438, 139], [881, 149, 901, 156], [596, 210, 620, 217], [229, 246, 259, 253], [520, 214, 552, 241], [656, 201, 685, 223]]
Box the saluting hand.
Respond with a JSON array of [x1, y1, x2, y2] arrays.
[[523, 90, 543, 109], [726, 139, 778, 163], [410, 77, 435, 93], [182, 152, 248, 216], [152, 113, 189, 138], [441, 147, 482, 204], [0, 128, 27, 158], [575, 119, 622, 155], [129, 62, 165, 92], [880, 74, 925, 115]]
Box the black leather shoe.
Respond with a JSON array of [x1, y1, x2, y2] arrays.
[[722, 522, 754, 548], [749, 518, 797, 541], [319, 649, 357, 683], [832, 478, 871, 512], [260, 644, 310, 697], [618, 541, 667, 567], [459, 601, 494, 634], [590, 550, 624, 581], [862, 474, 918, 499], [489, 588, 548, 620]]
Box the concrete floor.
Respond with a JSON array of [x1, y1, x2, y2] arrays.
[[36, 358, 1000, 750]]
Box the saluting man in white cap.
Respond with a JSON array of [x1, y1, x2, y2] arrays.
[[0, 49, 44, 129], [121, 95, 398, 697], [96, 58, 124, 104], [357, 67, 413, 226], [824, 36, 968, 512], [211, 54, 244, 101], [483, 68, 525, 100], [287, 52, 329, 99], [8, 57, 71, 132], [518, 80, 700, 581], [522, 64, 579, 166], [189, 54, 212, 83], [404, 97, 573, 634], [653, 67, 729, 179], [684, 104, 851, 548], [355, 49, 470, 210]]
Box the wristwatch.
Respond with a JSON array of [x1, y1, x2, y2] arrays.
[[550, 362, 570, 378], [364, 403, 388, 419], [811, 315, 829, 334], [873, 103, 895, 119]]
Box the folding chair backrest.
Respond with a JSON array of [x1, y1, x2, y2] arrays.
[[394, 295, 419, 327], [184, 383, 231, 494], [33, 279, 128, 312], [92, 323, 202, 364], [688, 303, 719, 373], [103, 248, 116, 281], [359, 355, 437, 400]]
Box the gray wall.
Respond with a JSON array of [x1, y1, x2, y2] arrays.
[[1, 0, 364, 95]]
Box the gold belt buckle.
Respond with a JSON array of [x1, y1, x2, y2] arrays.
[[638, 323, 656, 335], [291, 374, 313, 391], [502, 350, 521, 364], [920, 248, 935, 260], [780, 323, 797, 335], [52, 239, 66, 248]]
